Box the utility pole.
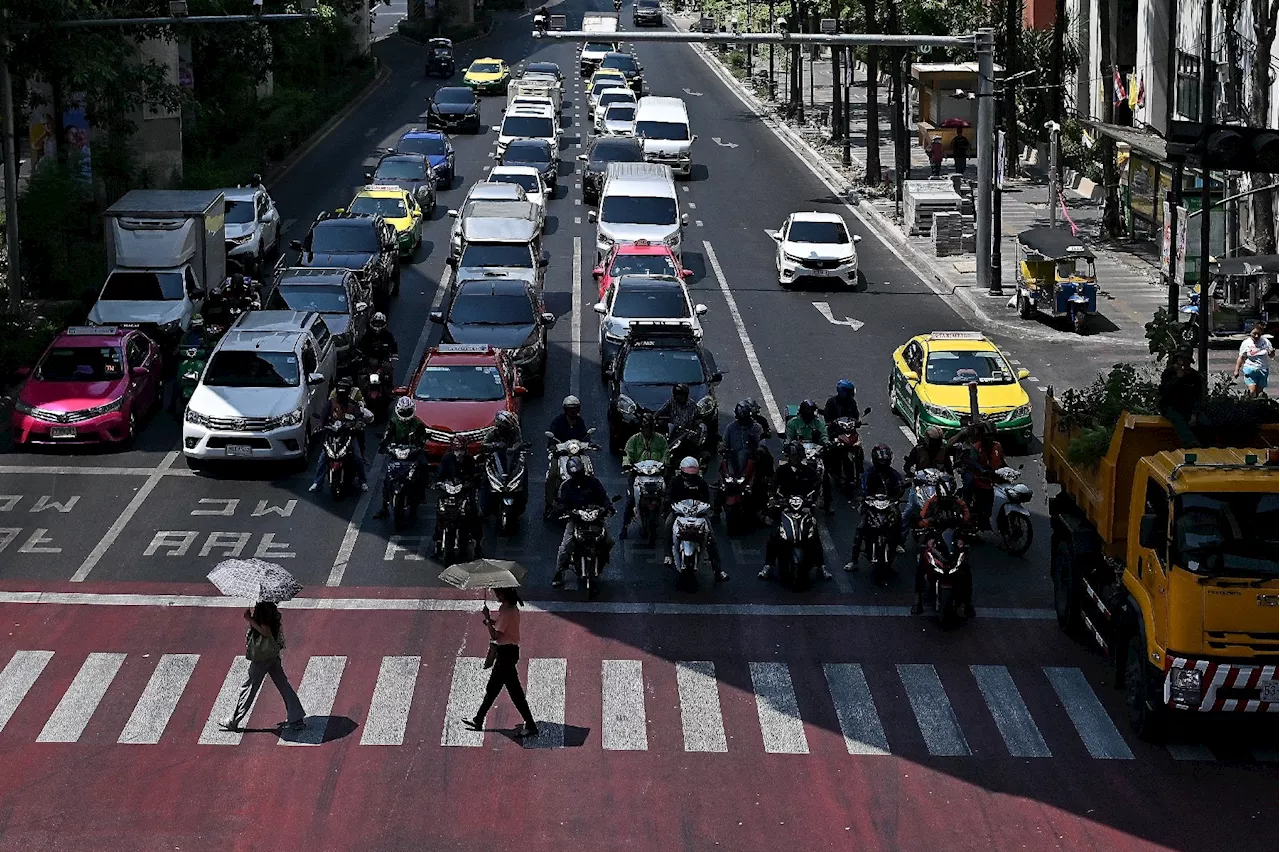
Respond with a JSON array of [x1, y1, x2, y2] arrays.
[[1166, 162, 1183, 315], [975, 28, 996, 294], [1046, 120, 1060, 227], [1196, 0, 1213, 375], [768, 0, 775, 96], [843, 46, 852, 166]]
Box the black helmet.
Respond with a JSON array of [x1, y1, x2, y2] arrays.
[[565, 456, 585, 478], [872, 443, 892, 467], [337, 376, 354, 391], [798, 399, 817, 419], [493, 410, 518, 433], [639, 412, 656, 431], [672, 383, 689, 401], [734, 400, 753, 423], [370, 311, 388, 332], [786, 441, 805, 461]]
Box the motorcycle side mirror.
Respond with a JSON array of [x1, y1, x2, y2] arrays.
[[290, 239, 303, 251], [429, 311, 444, 323], [393, 386, 408, 395], [586, 426, 597, 435], [544, 430, 557, 439], [307, 372, 326, 386]]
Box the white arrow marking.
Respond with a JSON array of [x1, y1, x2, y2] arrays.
[[711, 137, 738, 148], [813, 301, 864, 330], [682, 88, 703, 96]]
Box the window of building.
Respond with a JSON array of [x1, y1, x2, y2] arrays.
[[1175, 51, 1201, 121]]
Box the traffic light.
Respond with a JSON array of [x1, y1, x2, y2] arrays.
[[1167, 121, 1280, 173]]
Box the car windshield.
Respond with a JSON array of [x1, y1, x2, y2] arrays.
[[278, 284, 349, 314], [622, 348, 704, 384], [203, 350, 300, 388], [611, 254, 677, 278], [924, 349, 1014, 385], [505, 143, 552, 163], [36, 346, 124, 382], [1056, 257, 1096, 278], [435, 88, 473, 104], [451, 290, 534, 325], [527, 63, 559, 75], [585, 42, 615, 53], [471, 62, 502, 74], [602, 56, 638, 72], [606, 106, 636, 121], [375, 159, 428, 180], [491, 173, 540, 193], [310, 223, 378, 253], [599, 91, 634, 108], [592, 80, 623, 96], [459, 243, 534, 268], [350, 196, 408, 218], [397, 135, 448, 156], [788, 220, 850, 244], [225, 199, 256, 225], [99, 271, 184, 301], [414, 365, 506, 401], [600, 195, 677, 226], [590, 141, 643, 164], [502, 116, 554, 138], [1173, 492, 1278, 579], [635, 120, 689, 141], [613, 286, 688, 318]]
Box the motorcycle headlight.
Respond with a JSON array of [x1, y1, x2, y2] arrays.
[[695, 395, 716, 415], [579, 508, 601, 522], [392, 446, 413, 461], [182, 370, 200, 381], [616, 394, 637, 415], [442, 481, 463, 495], [922, 402, 960, 423], [266, 408, 304, 429], [1008, 404, 1032, 421], [184, 407, 211, 426], [487, 469, 505, 489]]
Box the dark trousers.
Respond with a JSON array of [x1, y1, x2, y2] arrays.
[[475, 644, 536, 727], [930, 161, 943, 177], [953, 156, 968, 174]]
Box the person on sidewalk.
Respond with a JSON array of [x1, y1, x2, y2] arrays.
[[950, 130, 970, 175], [927, 135, 945, 177], [220, 602, 306, 733], [1158, 351, 1205, 446], [463, 588, 539, 738], [1234, 321, 1275, 397]]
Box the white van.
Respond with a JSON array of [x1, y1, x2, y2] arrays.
[[588, 162, 687, 261], [634, 96, 695, 178]]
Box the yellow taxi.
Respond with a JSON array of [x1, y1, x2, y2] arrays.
[[344, 185, 423, 257], [589, 67, 628, 89], [464, 57, 511, 94], [888, 330, 1033, 447]]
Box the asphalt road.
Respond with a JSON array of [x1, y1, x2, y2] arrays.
[[0, 3, 1274, 850]]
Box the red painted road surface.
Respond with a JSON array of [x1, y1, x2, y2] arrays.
[[0, 601, 1274, 852]]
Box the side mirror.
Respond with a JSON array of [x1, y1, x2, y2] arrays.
[[491, 126, 503, 132], [765, 230, 781, 242], [1138, 513, 1163, 551], [905, 371, 920, 384], [593, 302, 607, 315], [307, 372, 326, 386], [429, 311, 444, 323], [853, 234, 863, 243], [364, 172, 373, 180], [592, 266, 605, 279], [290, 239, 304, 251], [680, 269, 694, 279], [540, 312, 557, 325], [1016, 368, 1030, 380], [130, 366, 149, 378], [393, 386, 408, 396], [711, 372, 723, 383], [691, 134, 698, 142], [190, 287, 207, 300], [539, 252, 550, 267], [694, 304, 708, 316], [354, 302, 368, 312], [681, 213, 689, 227], [587, 210, 598, 223], [514, 386, 528, 396], [577, 153, 588, 162], [447, 209, 459, 218], [863, 406, 873, 415], [603, 366, 615, 379], [586, 426, 597, 436], [445, 256, 457, 267]]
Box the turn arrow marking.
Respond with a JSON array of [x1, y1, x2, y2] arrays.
[[711, 137, 738, 148], [813, 301, 864, 330], [682, 88, 703, 96]]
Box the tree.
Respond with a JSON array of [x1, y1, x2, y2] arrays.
[[1248, 0, 1278, 253], [863, 0, 881, 184], [1096, 0, 1123, 237]]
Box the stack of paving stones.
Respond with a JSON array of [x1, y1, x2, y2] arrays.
[[904, 180, 964, 236], [931, 211, 977, 256]]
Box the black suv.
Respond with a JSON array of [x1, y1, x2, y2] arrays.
[[291, 213, 399, 309], [605, 322, 722, 453], [430, 274, 556, 394], [365, 153, 438, 210], [578, 136, 645, 205], [598, 51, 645, 95], [269, 267, 371, 366], [427, 86, 482, 133], [632, 0, 662, 26]]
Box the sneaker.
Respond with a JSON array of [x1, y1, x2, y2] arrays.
[[514, 722, 539, 738], [895, 544, 906, 554], [842, 562, 856, 572], [757, 566, 771, 580], [360, 482, 370, 492], [714, 570, 729, 582], [307, 484, 320, 493], [218, 717, 240, 732], [820, 568, 833, 580], [551, 575, 564, 588], [663, 556, 674, 568], [910, 598, 924, 615], [461, 717, 484, 732]]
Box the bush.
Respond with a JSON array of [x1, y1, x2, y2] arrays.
[[727, 50, 747, 72], [15, 159, 103, 305], [0, 301, 87, 386]]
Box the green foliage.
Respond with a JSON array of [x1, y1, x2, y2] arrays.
[[15, 159, 104, 305], [1144, 307, 1194, 365], [0, 302, 88, 386], [727, 49, 748, 72]]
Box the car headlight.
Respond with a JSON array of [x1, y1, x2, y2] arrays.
[[695, 395, 716, 415], [599, 234, 615, 246], [82, 396, 126, 417], [616, 394, 637, 415], [664, 233, 680, 246], [184, 407, 211, 427], [840, 253, 858, 265], [1008, 404, 1032, 421], [266, 408, 304, 429], [603, 327, 626, 343], [922, 402, 960, 423], [227, 233, 254, 246], [1168, 667, 1202, 697], [783, 251, 805, 264], [14, 400, 35, 414]]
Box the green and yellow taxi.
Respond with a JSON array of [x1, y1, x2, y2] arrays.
[[888, 330, 1033, 447], [345, 185, 423, 257], [463, 57, 511, 94]]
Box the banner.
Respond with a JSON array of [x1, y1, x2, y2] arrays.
[[1174, 205, 1189, 287], [996, 130, 1006, 190], [1160, 200, 1172, 269]]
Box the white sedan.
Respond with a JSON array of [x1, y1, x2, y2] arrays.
[[487, 166, 549, 216], [766, 211, 863, 288], [592, 87, 637, 132], [600, 102, 637, 136]]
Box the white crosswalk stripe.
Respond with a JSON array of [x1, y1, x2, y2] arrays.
[[525, 657, 567, 748], [281, 656, 346, 746], [676, 660, 728, 753], [0, 650, 53, 734], [37, 653, 126, 743], [361, 656, 421, 746], [749, 661, 809, 754], [971, 665, 1052, 758], [441, 656, 487, 747], [118, 654, 199, 744], [823, 663, 890, 755], [199, 657, 256, 746], [898, 663, 971, 757], [1044, 666, 1134, 760], [601, 659, 648, 751]]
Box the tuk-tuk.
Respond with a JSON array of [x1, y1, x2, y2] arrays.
[[1180, 254, 1278, 346], [1014, 226, 1098, 335], [424, 38, 455, 77]]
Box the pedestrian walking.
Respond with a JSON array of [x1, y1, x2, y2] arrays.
[[462, 587, 539, 738], [220, 602, 306, 732], [1234, 321, 1275, 397], [951, 129, 970, 175], [927, 135, 944, 177]]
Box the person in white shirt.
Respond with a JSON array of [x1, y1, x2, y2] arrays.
[[1234, 321, 1275, 397]]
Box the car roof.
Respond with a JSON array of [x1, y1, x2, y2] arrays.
[[591, 137, 643, 153], [615, 275, 683, 291], [526, 61, 559, 71], [221, 186, 260, 202], [400, 129, 447, 140], [469, 182, 526, 200], [505, 105, 555, 117], [276, 267, 350, 286], [602, 52, 635, 61], [423, 344, 504, 366], [604, 162, 676, 193], [461, 213, 540, 241], [52, 326, 130, 347], [454, 277, 534, 297], [464, 199, 539, 220], [598, 87, 635, 97], [219, 329, 305, 352], [917, 331, 996, 352], [790, 211, 846, 224], [490, 165, 542, 178]]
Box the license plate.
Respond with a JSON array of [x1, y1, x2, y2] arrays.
[[49, 426, 77, 439], [1262, 680, 1278, 703], [224, 444, 253, 457]]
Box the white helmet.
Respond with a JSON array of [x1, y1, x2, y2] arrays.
[[679, 456, 699, 475], [395, 396, 415, 420], [562, 395, 581, 409]]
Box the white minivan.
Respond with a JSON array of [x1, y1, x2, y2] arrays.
[[588, 162, 687, 261], [633, 96, 695, 178]]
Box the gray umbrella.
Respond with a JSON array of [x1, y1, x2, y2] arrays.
[[208, 558, 303, 603], [438, 559, 527, 590]]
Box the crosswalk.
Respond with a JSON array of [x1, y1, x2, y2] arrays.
[[0, 649, 1273, 764]]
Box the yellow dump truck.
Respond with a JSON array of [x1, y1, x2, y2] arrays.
[[1043, 389, 1278, 739]]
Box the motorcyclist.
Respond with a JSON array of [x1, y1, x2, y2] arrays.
[[721, 400, 766, 477], [553, 456, 614, 587], [759, 441, 830, 580], [534, 4, 549, 28], [548, 395, 590, 443], [959, 422, 1005, 530], [846, 444, 907, 571], [479, 410, 525, 514], [219, 272, 259, 307], [903, 425, 954, 476], [309, 381, 372, 493], [373, 396, 428, 519], [662, 457, 726, 581], [620, 413, 670, 537], [785, 399, 831, 512], [913, 475, 974, 617], [433, 435, 483, 558], [823, 379, 860, 424], [362, 312, 399, 366], [657, 383, 701, 447], [329, 376, 368, 450]]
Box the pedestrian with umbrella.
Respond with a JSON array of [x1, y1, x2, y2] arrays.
[[207, 559, 307, 733], [439, 559, 539, 738]]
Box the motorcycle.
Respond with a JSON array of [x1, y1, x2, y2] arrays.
[[322, 417, 362, 500], [860, 492, 902, 587], [543, 429, 600, 521], [435, 478, 480, 566], [204, 286, 261, 332], [989, 466, 1034, 556], [533, 11, 549, 32], [919, 527, 973, 628], [667, 422, 710, 471], [827, 407, 872, 495], [772, 491, 821, 590], [564, 501, 615, 597], [485, 442, 531, 536], [628, 459, 667, 545], [359, 356, 395, 422], [670, 498, 713, 587], [174, 334, 209, 412], [384, 444, 425, 531], [718, 450, 762, 536]]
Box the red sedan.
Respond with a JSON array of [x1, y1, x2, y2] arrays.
[[400, 344, 525, 464], [591, 240, 692, 299]]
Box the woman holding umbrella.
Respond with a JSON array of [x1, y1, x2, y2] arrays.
[[462, 587, 539, 738]]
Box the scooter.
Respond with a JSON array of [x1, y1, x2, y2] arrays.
[[533, 11, 549, 32], [989, 466, 1034, 556], [919, 527, 973, 629], [859, 492, 902, 587], [383, 444, 425, 531], [627, 459, 667, 545], [670, 498, 713, 588], [772, 491, 820, 590], [564, 501, 615, 597], [174, 334, 209, 412], [435, 479, 479, 566], [543, 429, 600, 521], [827, 407, 872, 494], [322, 417, 361, 501], [359, 356, 395, 422], [485, 442, 531, 536], [667, 422, 710, 471], [718, 450, 761, 536]]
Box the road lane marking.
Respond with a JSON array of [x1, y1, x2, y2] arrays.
[[0, 465, 163, 476], [971, 664, 1051, 758], [118, 653, 199, 744], [823, 663, 890, 755], [525, 657, 567, 748], [0, 650, 54, 733], [676, 660, 728, 752], [71, 451, 178, 582], [898, 425, 916, 442], [687, 202, 696, 209], [36, 652, 127, 743], [571, 235, 583, 397], [361, 656, 421, 746], [1044, 666, 1134, 760], [441, 656, 487, 746], [281, 655, 346, 745], [898, 663, 971, 756], [199, 657, 256, 745], [749, 661, 809, 754], [574, 216, 582, 224], [695, 220, 703, 227], [702, 241, 784, 434], [601, 659, 648, 751]]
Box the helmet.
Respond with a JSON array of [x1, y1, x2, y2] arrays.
[[189, 314, 205, 330], [871, 443, 892, 467], [565, 456, 585, 478], [638, 412, 656, 431], [743, 397, 760, 414], [562, 394, 581, 411], [394, 396, 415, 420], [734, 402, 753, 423], [786, 441, 805, 461], [230, 273, 246, 288], [449, 434, 466, 451], [370, 312, 388, 331], [836, 379, 854, 397], [679, 456, 699, 475], [672, 383, 690, 401], [798, 399, 817, 419], [337, 376, 354, 391], [925, 426, 944, 441], [494, 410, 518, 432]]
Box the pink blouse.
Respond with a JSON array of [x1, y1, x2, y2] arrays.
[[492, 604, 521, 646]]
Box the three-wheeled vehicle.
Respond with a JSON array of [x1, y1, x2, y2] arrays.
[[1180, 254, 1278, 346], [424, 38, 455, 77], [1013, 226, 1098, 334]]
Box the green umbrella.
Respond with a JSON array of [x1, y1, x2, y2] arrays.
[[438, 558, 527, 591]]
